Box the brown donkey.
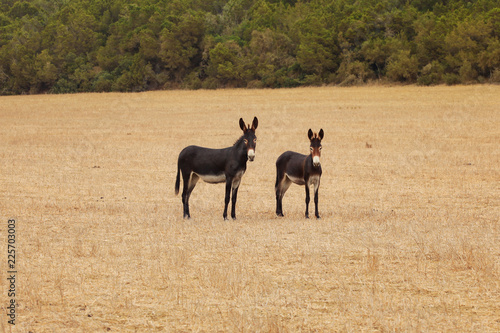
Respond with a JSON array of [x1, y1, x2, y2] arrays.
[[275, 129, 324, 218]]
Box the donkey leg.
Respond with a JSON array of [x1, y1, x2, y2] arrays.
[[181, 171, 191, 218], [223, 179, 232, 220], [230, 186, 239, 220], [230, 176, 243, 220], [314, 182, 320, 219], [276, 177, 291, 217], [304, 185, 310, 219], [182, 172, 198, 219], [275, 169, 284, 216], [185, 174, 199, 218], [314, 189, 320, 218], [275, 178, 283, 217], [276, 187, 283, 217]]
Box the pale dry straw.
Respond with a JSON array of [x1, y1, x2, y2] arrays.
[[0, 86, 499, 331]]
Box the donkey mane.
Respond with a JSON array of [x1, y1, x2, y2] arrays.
[[233, 135, 246, 147]]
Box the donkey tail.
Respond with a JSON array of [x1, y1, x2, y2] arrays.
[[175, 163, 180, 195]]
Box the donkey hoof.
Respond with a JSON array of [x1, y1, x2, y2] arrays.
[[305, 214, 310, 219]]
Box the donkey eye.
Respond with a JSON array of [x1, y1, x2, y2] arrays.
[[310, 147, 313, 151], [253, 138, 257, 143], [244, 139, 248, 144], [319, 147, 322, 151]]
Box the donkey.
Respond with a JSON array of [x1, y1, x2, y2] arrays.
[[275, 129, 324, 219], [175, 117, 258, 220]]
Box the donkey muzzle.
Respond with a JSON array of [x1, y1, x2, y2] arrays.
[[248, 149, 255, 161], [313, 155, 320, 167]]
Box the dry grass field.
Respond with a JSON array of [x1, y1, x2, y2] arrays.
[[0, 86, 499, 332]]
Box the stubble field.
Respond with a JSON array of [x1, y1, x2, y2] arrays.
[[0, 86, 499, 332]]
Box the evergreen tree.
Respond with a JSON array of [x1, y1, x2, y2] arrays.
[[1, 0, 500, 94]]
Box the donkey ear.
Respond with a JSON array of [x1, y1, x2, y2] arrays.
[[308, 129, 313, 140], [251, 117, 258, 130], [239, 118, 247, 132], [318, 129, 324, 140]]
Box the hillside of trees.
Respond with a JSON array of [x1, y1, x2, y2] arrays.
[[1, 0, 500, 94]]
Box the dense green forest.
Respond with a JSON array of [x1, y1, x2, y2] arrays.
[[1, 0, 500, 94]]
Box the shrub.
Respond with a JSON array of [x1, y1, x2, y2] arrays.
[[490, 68, 500, 83], [459, 60, 478, 83], [337, 60, 373, 86], [182, 72, 203, 90], [93, 72, 114, 92], [386, 50, 419, 82], [443, 73, 461, 85], [52, 78, 78, 94], [417, 61, 444, 86]]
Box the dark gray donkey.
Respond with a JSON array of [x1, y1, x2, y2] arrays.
[[275, 129, 324, 218], [175, 117, 258, 220]]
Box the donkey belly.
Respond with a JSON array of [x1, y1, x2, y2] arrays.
[[286, 173, 306, 186], [196, 172, 226, 184], [194, 169, 245, 186], [281, 152, 307, 186]]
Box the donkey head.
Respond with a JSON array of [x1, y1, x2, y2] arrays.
[[308, 129, 324, 167], [239, 117, 258, 161]]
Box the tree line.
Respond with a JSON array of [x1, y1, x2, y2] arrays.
[[1, 0, 500, 94]]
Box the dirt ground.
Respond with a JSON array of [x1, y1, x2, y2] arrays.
[[1, 85, 499, 332]]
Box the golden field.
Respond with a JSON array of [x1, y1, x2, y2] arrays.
[[0, 86, 499, 332]]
